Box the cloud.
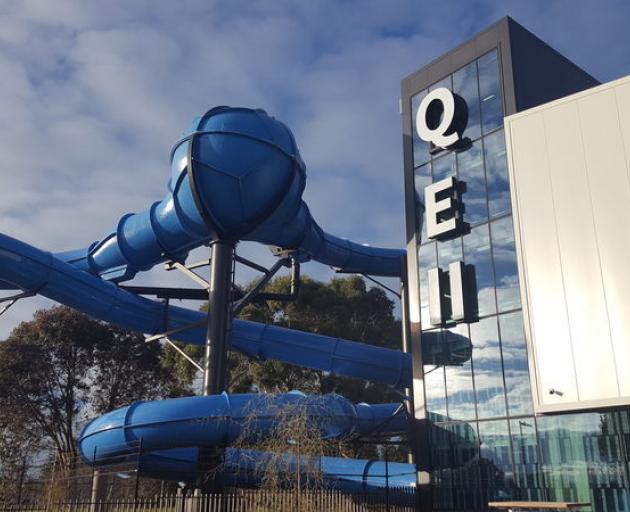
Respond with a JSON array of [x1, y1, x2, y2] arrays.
[[1, 0, 629, 339]]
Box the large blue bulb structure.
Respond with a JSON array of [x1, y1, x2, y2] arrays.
[[172, 106, 306, 241]]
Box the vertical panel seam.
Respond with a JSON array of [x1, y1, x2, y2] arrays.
[[507, 120, 541, 409], [575, 97, 620, 397], [614, 88, 630, 188], [548, 101, 617, 398], [540, 111, 581, 402], [610, 88, 630, 393]]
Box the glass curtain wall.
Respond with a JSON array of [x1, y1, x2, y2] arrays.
[[411, 49, 630, 512]]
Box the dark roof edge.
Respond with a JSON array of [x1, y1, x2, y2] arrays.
[[506, 17, 600, 85], [401, 16, 511, 86]]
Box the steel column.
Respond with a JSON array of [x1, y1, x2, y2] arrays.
[[203, 240, 234, 396], [400, 255, 415, 466], [199, 240, 233, 501]]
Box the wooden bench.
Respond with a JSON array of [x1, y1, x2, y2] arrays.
[[488, 502, 591, 512]]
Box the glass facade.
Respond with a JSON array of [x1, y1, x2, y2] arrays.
[[410, 49, 630, 511]]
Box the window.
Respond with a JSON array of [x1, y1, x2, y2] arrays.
[[491, 217, 521, 312], [457, 140, 488, 225], [464, 224, 496, 318], [478, 50, 504, 134], [471, 317, 506, 419], [453, 60, 482, 141], [484, 129, 511, 217], [500, 312, 533, 416], [445, 324, 476, 421]]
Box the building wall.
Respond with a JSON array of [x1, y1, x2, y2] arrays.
[[505, 76, 630, 413], [402, 19, 630, 512]]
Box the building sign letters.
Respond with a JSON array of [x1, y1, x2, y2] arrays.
[[418, 91, 474, 326]]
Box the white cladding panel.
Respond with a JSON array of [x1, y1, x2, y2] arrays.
[[505, 75, 630, 413]]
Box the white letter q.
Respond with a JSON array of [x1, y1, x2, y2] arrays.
[[415, 87, 460, 149]]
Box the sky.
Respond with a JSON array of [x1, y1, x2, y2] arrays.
[[0, 0, 629, 338]]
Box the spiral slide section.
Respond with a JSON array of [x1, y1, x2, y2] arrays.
[[136, 448, 416, 492], [78, 392, 415, 491], [79, 392, 408, 460]]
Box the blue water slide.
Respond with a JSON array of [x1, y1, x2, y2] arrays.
[[0, 107, 476, 493], [78, 392, 407, 464], [0, 233, 470, 387], [130, 447, 416, 492], [224, 448, 416, 492], [78, 392, 416, 490], [98, 412, 477, 488], [55, 107, 404, 281]]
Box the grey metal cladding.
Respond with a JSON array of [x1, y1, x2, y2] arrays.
[[507, 18, 600, 112]]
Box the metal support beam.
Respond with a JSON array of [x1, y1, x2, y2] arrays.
[[258, 259, 300, 302], [361, 273, 401, 299], [0, 291, 34, 318], [121, 286, 209, 300], [234, 254, 270, 274], [164, 337, 203, 372], [144, 319, 206, 343], [165, 258, 211, 272], [168, 261, 210, 289], [197, 241, 234, 496], [399, 256, 415, 466], [232, 258, 289, 316], [203, 240, 234, 396]]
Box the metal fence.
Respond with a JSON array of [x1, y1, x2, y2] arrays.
[[0, 487, 417, 512]]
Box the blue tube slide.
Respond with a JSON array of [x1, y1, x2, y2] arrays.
[[78, 392, 407, 463], [132, 447, 416, 492], [117, 410, 477, 488], [0, 233, 470, 388], [224, 448, 416, 492], [78, 392, 415, 491], [54, 107, 404, 282]]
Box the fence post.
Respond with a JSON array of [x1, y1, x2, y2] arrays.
[[385, 446, 390, 512], [134, 437, 143, 508], [16, 456, 26, 508], [45, 453, 59, 512], [296, 439, 301, 511], [89, 446, 102, 512], [176, 487, 185, 512]]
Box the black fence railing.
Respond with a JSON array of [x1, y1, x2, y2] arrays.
[[0, 487, 417, 512]]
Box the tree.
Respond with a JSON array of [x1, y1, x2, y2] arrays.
[[0, 408, 40, 504], [227, 274, 407, 463], [158, 341, 203, 396], [0, 306, 196, 466], [230, 275, 402, 404]]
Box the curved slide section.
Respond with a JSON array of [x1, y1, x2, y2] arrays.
[[119, 415, 475, 488], [55, 107, 404, 282], [130, 447, 416, 492], [78, 392, 415, 490], [0, 233, 471, 388], [224, 449, 415, 492], [79, 392, 407, 463]]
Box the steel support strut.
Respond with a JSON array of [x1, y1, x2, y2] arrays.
[[199, 240, 234, 498], [203, 240, 234, 396]]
